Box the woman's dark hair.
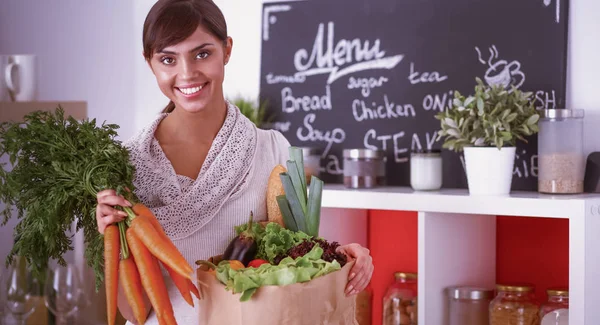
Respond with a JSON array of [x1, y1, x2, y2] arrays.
[[143, 0, 228, 113]]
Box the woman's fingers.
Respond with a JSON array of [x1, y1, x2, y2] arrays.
[[97, 204, 128, 220], [96, 204, 127, 232], [95, 190, 131, 235], [346, 272, 364, 295], [96, 213, 124, 235], [352, 263, 374, 295], [345, 251, 374, 296], [97, 189, 116, 199], [346, 257, 367, 294], [97, 194, 132, 208]]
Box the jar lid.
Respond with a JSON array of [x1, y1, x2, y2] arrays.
[[547, 288, 569, 297], [394, 272, 418, 280], [447, 287, 494, 300], [296, 147, 321, 156], [343, 149, 385, 159], [540, 108, 585, 119], [496, 284, 534, 292]]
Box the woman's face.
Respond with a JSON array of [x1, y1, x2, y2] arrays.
[[148, 25, 232, 114]]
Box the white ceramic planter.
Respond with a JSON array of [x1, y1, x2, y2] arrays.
[[463, 146, 516, 195]]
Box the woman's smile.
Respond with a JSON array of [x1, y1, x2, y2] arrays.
[[148, 24, 230, 114], [176, 82, 208, 98]]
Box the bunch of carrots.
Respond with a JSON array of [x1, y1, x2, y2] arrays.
[[0, 107, 198, 325], [104, 203, 199, 325]]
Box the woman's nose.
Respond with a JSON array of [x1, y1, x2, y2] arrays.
[[178, 59, 200, 80]]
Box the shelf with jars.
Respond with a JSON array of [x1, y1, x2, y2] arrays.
[[319, 187, 600, 324]]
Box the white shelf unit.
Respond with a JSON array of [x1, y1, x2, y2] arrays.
[[321, 184, 600, 325]]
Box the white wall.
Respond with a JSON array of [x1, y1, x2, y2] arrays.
[[0, 0, 137, 272], [566, 0, 600, 155], [0, 0, 137, 139]]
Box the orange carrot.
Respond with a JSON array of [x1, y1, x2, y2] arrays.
[[155, 309, 178, 325], [126, 228, 175, 322], [189, 279, 200, 300], [164, 263, 194, 307], [104, 224, 120, 325], [130, 214, 193, 280], [133, 203, 199, 304], [119, 257, 147, 325], [131, 203, 156, 224], [162, 311, 178, 325]]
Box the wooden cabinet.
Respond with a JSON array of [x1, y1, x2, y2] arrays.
[[0, 101, 87, 122]]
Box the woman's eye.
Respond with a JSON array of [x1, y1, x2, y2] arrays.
[[160, 57, 175, 65], [196, 52, 209, 60]]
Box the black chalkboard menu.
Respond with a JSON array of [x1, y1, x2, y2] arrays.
[[258, 0, 569, 191]]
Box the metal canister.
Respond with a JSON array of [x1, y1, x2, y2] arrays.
[[343, 149, 386, 188], [447, 286, 494, 325]]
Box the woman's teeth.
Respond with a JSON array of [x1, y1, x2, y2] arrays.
[[179, 85, 202, 95]]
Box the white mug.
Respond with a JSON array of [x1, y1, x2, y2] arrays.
[[5, 54, 38, 102], [0, 55, 10, 101]]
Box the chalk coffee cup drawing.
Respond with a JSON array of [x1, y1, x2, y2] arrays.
[[484, 60, 525, 90], [4, 55, 38, 102]]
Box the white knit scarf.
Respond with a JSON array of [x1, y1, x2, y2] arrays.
[[124, 102, 257, 240]]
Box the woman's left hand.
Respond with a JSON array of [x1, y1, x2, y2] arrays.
[[337, 243, 374, 296]]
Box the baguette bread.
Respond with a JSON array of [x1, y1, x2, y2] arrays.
[[266, 164, 287, 227]]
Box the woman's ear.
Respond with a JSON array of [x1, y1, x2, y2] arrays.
[[224, 37, 233, 65]]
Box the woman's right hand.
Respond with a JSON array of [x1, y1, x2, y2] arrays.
[[96, 189, 133, 234]]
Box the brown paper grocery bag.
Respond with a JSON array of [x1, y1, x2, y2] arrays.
[[195, 261, 358, 325]]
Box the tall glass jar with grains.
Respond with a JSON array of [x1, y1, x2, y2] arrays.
[[489, 284, 540, 325]]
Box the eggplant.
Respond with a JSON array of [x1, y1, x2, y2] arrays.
[[222, 212, 258, 266]]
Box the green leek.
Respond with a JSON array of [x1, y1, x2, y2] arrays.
[[276, 146, 324, 237]]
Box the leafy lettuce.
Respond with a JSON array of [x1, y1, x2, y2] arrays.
[[235, 222, 311, 263], [215, 244, 341, 301]]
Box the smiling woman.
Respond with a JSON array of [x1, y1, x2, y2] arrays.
[[91, 0, 375, 324], [142, 0, 231, 115]]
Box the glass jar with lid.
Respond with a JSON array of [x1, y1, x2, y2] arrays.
[[538, 109, 585, 194], [540, 288, 569, 325], [489, 284, 540, 325], [410, 149, 442, 191], [446, 286, 494, 325], [343, 149, 386, 188], [382, 272, 418, 325]]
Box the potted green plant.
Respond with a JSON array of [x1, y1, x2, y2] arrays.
[[435, 78, 540, 195], [229, 95, 271, 128]]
